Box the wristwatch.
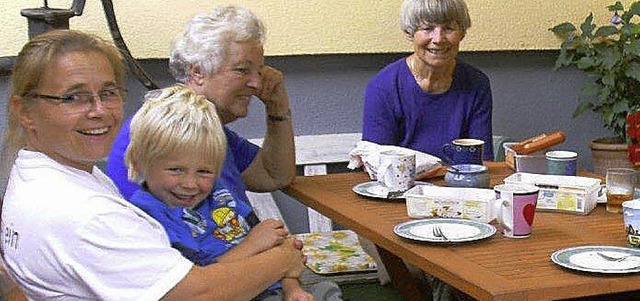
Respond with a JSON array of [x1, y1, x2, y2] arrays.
[[267, 109, 291, 122]]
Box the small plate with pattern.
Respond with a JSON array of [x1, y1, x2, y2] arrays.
[[352, 181, 432, 200], [394, 218, 496, 243], [551, 245, 640, 274]]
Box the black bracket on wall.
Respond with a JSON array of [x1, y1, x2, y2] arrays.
[[20, 0, 85, 39], [15, 0, 159, 90]]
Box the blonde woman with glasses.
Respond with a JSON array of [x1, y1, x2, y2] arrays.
[[0, 30, 305, 301]]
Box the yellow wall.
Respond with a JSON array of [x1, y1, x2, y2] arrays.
[[0, 0, 632, 58]]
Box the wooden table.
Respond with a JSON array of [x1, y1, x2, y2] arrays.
[[283, 162, 640, 301]]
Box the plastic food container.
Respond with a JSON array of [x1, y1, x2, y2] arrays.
[[404, 185, 496, 223], [503, 173, 601, 215]]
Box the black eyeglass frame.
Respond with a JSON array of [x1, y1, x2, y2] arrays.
[[24, 86, 127, 106]]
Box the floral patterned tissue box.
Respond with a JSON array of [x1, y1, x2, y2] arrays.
[[295, 230, 377, 275]]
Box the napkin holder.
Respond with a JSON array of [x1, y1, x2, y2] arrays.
[[404, 185, 496, 223], [504, 143, 548, 173], [503, 173, 601, 215]]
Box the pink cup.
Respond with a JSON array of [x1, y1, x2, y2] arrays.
[[494, 184, 539, 238]]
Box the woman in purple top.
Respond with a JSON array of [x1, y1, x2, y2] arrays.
[[363, 1, 489, 300], [362, 0, 493, 165]]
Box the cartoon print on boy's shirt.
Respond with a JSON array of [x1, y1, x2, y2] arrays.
[[210, 188, 249, 244], [182, 208, 207, 236]]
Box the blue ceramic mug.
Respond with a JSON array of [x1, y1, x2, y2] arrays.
[[444, 164, 490, 188], [442, 139, 484, 165], [546, 151, 578, 176]]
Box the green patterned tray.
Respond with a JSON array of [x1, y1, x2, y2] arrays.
[[295, 230, 377, 275]]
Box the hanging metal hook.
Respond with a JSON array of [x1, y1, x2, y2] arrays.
[[19, 0, 159, 90]]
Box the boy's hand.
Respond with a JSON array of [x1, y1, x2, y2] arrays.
[[244, 219, 289, 253]]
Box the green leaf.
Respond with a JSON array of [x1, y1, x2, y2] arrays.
[[629, 2, 640, 16], [595, 25, 618, 37], [580, 13, 596, 39], [576, 56, 597, 69], [625, 39, 640, 56], [599, 86, 613, 102], [612, 100, 629, 113], [599, 46, 621, 68], [573, 101, 593, 118], [553, 47, 575, 69], [602, 73, 616, 86], [625, 62, 640, 81], [603, 107, 615, 126], [621, 23, 635, 37], [550, 22, 576, 36], [580, 82, 600, 97], [608, 1, 624, 11]]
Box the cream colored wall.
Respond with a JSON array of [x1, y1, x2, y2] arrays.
[[0, 0, 632, 58]]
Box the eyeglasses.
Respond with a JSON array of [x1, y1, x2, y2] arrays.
[[26, 86, 126, 113]]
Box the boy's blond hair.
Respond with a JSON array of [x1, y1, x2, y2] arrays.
[[125, 84, 226, 184]]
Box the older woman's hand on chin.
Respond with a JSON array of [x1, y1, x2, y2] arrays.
[[257, 65, 289, 113]]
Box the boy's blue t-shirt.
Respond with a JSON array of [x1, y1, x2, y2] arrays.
[[130, 183, 252, 266], [130, 183, 280, 298]]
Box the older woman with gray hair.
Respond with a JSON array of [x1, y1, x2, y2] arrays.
[[361, 0, 490, 300], [362, 0, 493, 168], [107, 5, 295, 202], [104, 5, 344, 301]]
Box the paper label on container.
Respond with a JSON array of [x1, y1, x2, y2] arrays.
[[406, 197, 494, 222], [537, 190, 584, 212]]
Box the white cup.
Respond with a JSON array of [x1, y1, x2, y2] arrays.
[[376, 150, 416, 192], [493, 184, 540, 238]]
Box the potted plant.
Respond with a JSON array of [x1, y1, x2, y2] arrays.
[[549, 1, 640, 173]]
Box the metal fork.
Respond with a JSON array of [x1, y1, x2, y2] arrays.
[[597, 252, 635, 262], [432, 225, 449, 241]]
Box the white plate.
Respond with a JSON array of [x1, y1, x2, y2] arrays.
[[352, 181, 432, 199], [393, 218, 496, 243], [551, 245, 640, 274]]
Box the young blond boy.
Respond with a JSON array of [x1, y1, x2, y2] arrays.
[[124, 85, 341, 301]]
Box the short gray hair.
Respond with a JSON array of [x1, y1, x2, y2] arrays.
[[169, 5, 266, 83], [400, 0, 471, 36]]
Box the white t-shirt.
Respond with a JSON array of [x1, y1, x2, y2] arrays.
[[1, 150, 193, 301]]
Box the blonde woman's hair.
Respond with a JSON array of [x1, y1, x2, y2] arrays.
[[125, 84, 227, 184], [0, 30, 125, 198]]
